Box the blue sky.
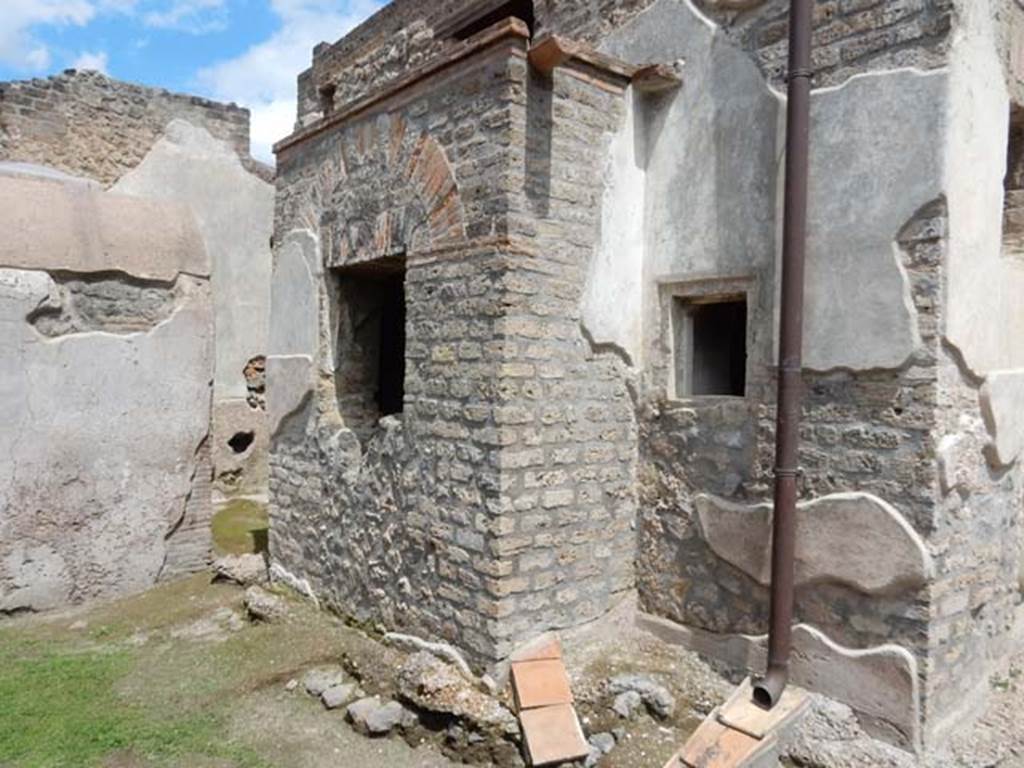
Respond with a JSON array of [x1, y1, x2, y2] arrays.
[[0, 0, 385, 161]]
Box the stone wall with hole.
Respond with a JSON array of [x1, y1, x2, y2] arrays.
[[0, 169, 214, 614], [1, 72, 276, 505]]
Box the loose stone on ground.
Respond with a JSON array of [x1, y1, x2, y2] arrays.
[[243, 585, 288, 623]]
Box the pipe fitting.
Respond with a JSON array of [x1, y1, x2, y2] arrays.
[[752, 665, 789, 709]]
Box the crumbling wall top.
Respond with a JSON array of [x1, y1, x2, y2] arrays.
[[0, 69, 264, 186]]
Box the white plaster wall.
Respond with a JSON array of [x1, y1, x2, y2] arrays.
[[113, 120, 275, 497], [0, 173, 213, 612], [267, 230, 320, 439], [114, 120, 274, 403], [599, 0, 780, 375], [582, 93, 646, 365], [591, 0, 955, 378], [803, 69, 945, 372], [945, 0, 1024, 378], [941, 0, 1024, 476]]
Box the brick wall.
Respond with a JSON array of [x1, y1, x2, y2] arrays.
[[0, 69, 255, 186], [489, 59, 639, 652]]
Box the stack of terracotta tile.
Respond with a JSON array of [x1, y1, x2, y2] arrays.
[[509, 636, 589, 766]]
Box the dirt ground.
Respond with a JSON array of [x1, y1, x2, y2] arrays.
[[0, 575, 457, 768], [0, 565, 736, 768], [5, 570, 1024, 768]]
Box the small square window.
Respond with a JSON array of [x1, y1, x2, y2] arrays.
[[672, 295, 747, 398], [319, 83, 337, 116]]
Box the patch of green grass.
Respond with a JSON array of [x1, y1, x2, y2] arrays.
[[0, 634, 268, 768], [211, 500, 269, 556]]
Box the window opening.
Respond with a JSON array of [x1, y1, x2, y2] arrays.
[[334, 257, 407, 438], [672, 295, 747, 398], [319, 83, 337, 116]]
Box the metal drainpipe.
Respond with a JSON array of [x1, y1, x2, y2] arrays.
[[752, 0, 813, 710]]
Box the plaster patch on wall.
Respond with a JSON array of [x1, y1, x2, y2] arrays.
[[803, 69, 946, 372], [980, 370, 1024, 467], [598, 0, 780, 383], [945, 0, 1024, 375], [270, 231, 320, 359], [789, 625, 921, 751], [0, 173, 209, 281], [267, 354, 315, 438], [0, 263, 213, 612], [695, 492, 933, 595], [112, 119, 274, 404], [583, 91, 645, 367]]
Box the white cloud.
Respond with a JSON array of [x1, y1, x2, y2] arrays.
[[71, 50, 110, 72], [0, 0, 97, 71], [197, 0, 384, 163], [142, 0, 229, 34]]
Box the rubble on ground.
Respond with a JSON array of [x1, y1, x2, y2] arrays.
[[303, 667, 346, 697], [322, 683, 360, 710], [212, 553, 268, 586], [346, 696, 417, 736], [607, 674, 676, 719], [243, 585, 288, 622]]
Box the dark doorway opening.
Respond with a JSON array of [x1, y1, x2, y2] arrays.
[[375, 272, 406, 417]]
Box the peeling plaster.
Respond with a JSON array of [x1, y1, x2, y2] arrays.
[[696, 492, 933, 596]]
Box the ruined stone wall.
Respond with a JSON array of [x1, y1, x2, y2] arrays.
[[270, 0, 1023, 750], [584, 0, 960, 752], [0, 70, 256, 187], [0, 70, 277, 503], [271, 21, 640, 662], [270, 35, 526, 661]]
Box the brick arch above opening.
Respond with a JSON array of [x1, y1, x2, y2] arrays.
[[303, 113, 467, 269]]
